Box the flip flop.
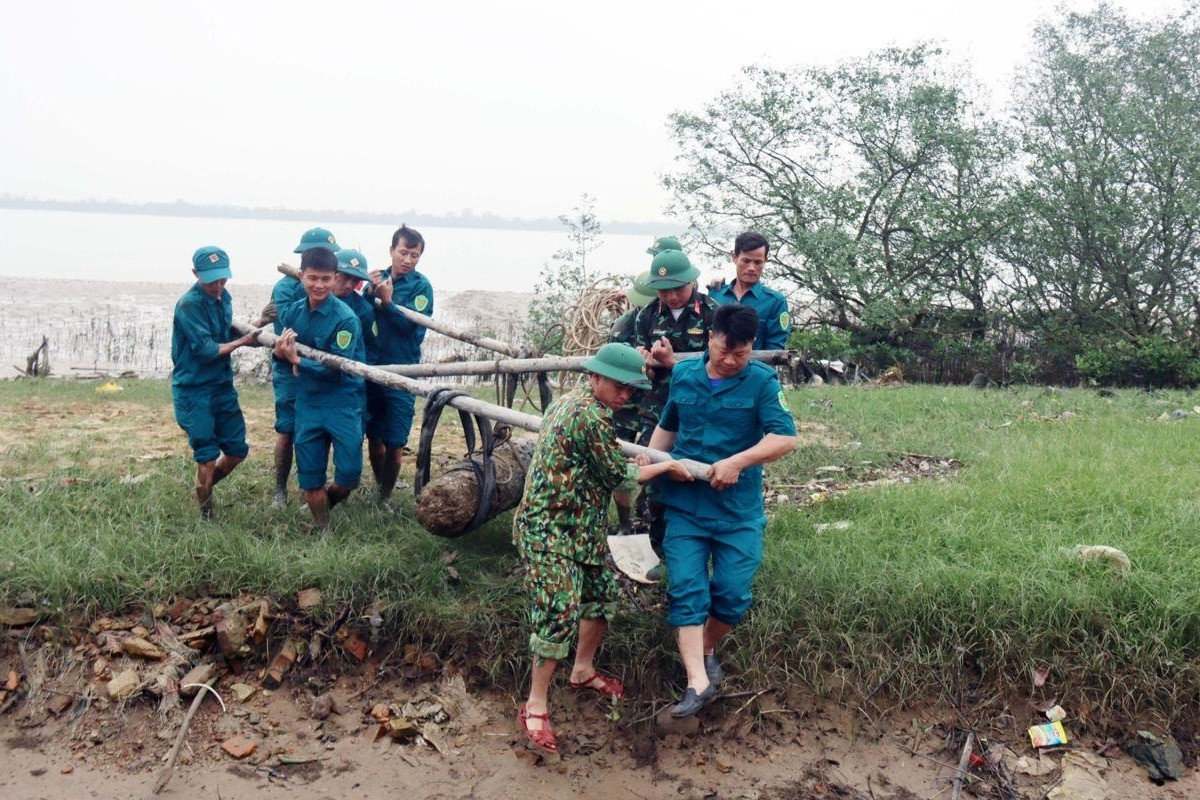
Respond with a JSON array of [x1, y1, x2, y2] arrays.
[[567, 671, 626, 699]]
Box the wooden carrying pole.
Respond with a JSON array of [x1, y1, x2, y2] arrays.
[[376, 349, 795, 379], [276, 263, 523, 357], [236, 321, 712, 481]]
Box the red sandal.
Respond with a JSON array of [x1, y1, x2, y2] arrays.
[[518, 705, 558, 758], [567, 672, 626, 699]]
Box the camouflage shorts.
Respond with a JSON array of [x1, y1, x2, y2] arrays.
[[520, 548, 619, 661]]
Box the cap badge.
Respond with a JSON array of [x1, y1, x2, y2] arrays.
[[350, 257, 360, 267], [657, 267, 667, 276], [209, 253, 220, 263]]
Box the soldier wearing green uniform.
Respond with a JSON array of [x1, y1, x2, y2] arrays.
[[273, 246, 365, 526], [364, 224, 433, 505], [606, 270, 657, 537], [171, 246, 258, 518], [262, 227, 341, 509], [633, 249, 717, 570], [514, 344, 691, 760], [709, 231, 791, 350], [648, 304, 798, 717]]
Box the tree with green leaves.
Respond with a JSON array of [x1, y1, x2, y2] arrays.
[[1001, 3, 1200, 380], [664, 45, 1012, 366], [523, 194, 606, 355]]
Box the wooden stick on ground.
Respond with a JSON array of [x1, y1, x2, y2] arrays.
[[235, 322, 713, 481], [150, 673, 221, 796], [949, 731, 975, 800], [277, 263, 524, 357]]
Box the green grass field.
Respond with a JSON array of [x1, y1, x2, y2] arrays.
[[2, 378, 1198, 723]]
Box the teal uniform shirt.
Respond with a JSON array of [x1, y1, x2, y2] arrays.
[[276, 294, 366, 408], [270, 275, 306, 374], [710, 281, 791, 350], [340, 291, 378, 365], [171, 283, 236, 390], [170, 283, 248, 463], [656, 356, 797, 520], [367, 270, 433, 365]]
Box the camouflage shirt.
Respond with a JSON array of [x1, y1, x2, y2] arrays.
[[606, 308, 642, 441], [513, 385, 637, 565], [633, 289, 717, 429]]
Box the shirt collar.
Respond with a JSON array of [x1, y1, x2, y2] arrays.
[[309, 295, 333, 315], [730, 280, 762, 298]]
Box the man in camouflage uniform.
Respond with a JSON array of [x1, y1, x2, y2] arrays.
[[633, 249, 717, 568], [514, 343, 691, 758], [606, 269, 658, 536]]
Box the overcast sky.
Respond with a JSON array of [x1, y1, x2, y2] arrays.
[[0, 0, 1187, 223]]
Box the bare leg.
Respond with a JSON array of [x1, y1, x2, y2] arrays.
[[211, 454, 244, 486], [568, 619, 608, 684], [377, 446, 402, 503], [304, 488, 329, 527], [194, 460, 216, 519], [272, 433, 293, 508], [327, 482, 353, 509], [703, 617, 733, 655], [368, 438, 385, 487], [524, 656, 558, 733], [676, 625, 710, 694]]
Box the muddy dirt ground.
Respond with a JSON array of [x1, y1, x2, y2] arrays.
[[1, 639, 1196, 800]]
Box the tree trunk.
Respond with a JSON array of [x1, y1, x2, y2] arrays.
[[414, 435, 537, 537]]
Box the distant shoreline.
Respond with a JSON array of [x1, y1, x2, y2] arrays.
[[0, 195, 672, 236]]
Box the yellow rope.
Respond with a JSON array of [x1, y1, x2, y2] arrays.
[[562, 277, 629, 358]]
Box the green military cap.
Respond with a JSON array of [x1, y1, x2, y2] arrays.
[[627, 271, 655, 308], [192, 245, 232, 283], [336, 248, 370, 281], [646, 235, 682, 256], [294, 227, 341, 253], [645, 250, 700, 290], [583, 343, 652, 390]]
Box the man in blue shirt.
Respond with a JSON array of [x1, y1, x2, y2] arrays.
[[171, 246, 259, 518], [261, 227, 341, 509], [648, 304, 798, 717], [273, 246, 365, 526], [709, 231, 791, 351], [364, 224, 433, 505], [333, 248, 377, 433]]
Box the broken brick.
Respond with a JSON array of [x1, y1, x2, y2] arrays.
[[220, 736, 258, 759]]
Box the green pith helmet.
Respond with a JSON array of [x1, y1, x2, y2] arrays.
[[336, 248, 370, 281], [583, 343, 652, 390], [646, 235, 682, 256], [192, 245, 232, 283], [294, 227, 341, 253], [627, 271, 655, 308], [645, 250, 700, 290]]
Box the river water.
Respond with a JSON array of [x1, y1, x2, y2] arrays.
[[0, 209, 699, 378]]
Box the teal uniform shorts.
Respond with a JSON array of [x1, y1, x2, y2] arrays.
[[294, 412, 363, 491], [663, 507, 765, 628], [172, 386, 249, 464], [365, 384, 415, 448]]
